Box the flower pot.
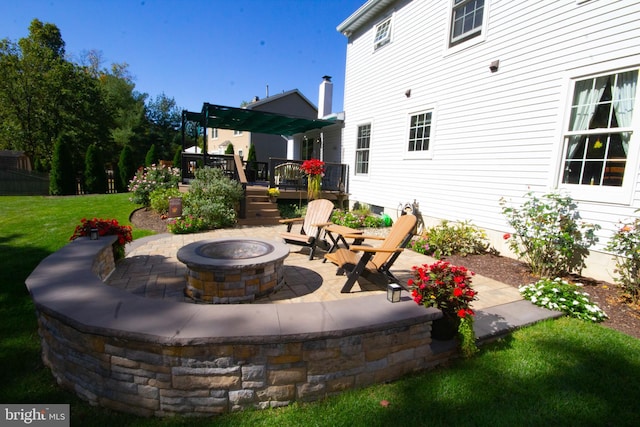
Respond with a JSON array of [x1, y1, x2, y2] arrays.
[[431, 312, 460, 341]]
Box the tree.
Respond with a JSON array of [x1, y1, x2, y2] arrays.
[[172, 146, 182, 170], [49, 134, 76, 195], [246, 143, 258, 181], [0, 20, 112, 170], [225, 143, 235, 154], [146, 93, 181, 160], [84, 144, 107, 194], [97, 64, 147, 163], [145, 144, 157, 167], [118, 144, 136, 191]]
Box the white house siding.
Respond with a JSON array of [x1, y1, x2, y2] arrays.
[[340, 0, 640, 281]]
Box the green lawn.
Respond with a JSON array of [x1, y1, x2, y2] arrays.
[[1, 194, 640, 426]]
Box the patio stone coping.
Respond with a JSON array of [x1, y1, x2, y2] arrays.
[[25, 236, 442, 346]]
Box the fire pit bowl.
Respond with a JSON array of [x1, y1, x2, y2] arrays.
[[177, 238, 289, 303]]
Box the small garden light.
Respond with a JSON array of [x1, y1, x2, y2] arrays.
[[90, 227, 99, 240], [387, 283, 402, 303]]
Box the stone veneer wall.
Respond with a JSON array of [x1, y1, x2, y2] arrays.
[[26, 235, 445, 417], [37, 311, 441, 416]]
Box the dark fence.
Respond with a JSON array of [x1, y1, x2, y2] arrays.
[[0, 168, 49, 195], [181, 153, 239, 182], [268, 158, 348, 193]]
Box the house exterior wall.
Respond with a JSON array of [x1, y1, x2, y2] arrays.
[[249, 91, 326, 163], [340, 0, 640, 281], [207, 128, 250, 158]]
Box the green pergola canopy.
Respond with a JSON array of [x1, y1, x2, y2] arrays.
[[183, 103, 337, 136]]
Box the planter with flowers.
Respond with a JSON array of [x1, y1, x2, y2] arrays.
[[70, 218, 133, 260], [409, 260, 479, 357], [299, 159, 325, 200], [267, 187, 280, 202]]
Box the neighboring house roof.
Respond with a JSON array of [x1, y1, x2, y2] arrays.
[[337, 0, 396, 36], [246, 89, 318, 114]]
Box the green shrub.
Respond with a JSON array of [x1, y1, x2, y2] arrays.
[[331, 210, 365, 228], [182, 167, 243, 229], [118, 144, 137, 191], [363, 215, 384, 228], [606, 215, 640, 303], [49, 134, 76, 195], [500, 191, 600, 278], [84, 144, 108, 194], [172, 146, 182, 170], [167, 215, 205, 234], [149, 187, 182, 215], [278, 202, 306, 219], [145, 144, 157, 166], [519, 277, 607, 322], [128, 165, 180, 206], [410, 220, 489, 259]]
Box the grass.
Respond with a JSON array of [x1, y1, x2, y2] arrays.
[[1, 195, 640, 426]]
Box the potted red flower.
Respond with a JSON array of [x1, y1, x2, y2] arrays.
[[300, 159, 325, 200], [409, 260, 479, 356]]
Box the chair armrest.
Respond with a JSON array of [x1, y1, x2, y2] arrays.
[[349, 245, 403, 253], [279, 217, 303, 224], [343, 234, 386, 241], [312, 222, 333, 228], [280, 217, 303, 232]]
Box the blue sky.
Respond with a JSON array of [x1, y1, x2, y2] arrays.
[[0, 0, 366, 113]]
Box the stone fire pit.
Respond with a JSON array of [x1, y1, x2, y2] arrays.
[[177, 238, 289, 303]]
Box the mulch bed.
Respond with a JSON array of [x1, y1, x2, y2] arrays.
[[130, 208, 640, 340], [444, 253, 640, 340]]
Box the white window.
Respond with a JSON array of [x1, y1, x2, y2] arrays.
[[408, 111, 433, 153], [560, 69, 638, 198], [355, 124, 371, 175], [212, 128, 218, 139], [450, 0, 485, 46], [234, 130, 243, 136], [373, 17, 392, 50]]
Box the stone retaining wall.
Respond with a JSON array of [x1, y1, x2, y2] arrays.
[[26, 235, 444, 417]]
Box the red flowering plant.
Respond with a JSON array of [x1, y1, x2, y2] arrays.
[[70, 218, 133, 260], [299, 159, 325, 200], [299, 158, 325, 176], [409, 260, 479, 357]]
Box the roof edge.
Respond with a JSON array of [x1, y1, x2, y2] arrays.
[[337, 0, 396, 36]]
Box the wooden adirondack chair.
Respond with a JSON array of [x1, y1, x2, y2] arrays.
[[280, 199, 334, 260], [324, 214, 417, 293]]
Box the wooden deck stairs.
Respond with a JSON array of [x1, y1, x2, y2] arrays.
[[237, 186, 282, 226]]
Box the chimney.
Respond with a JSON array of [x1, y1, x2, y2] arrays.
[[318, 75, 333, 118]]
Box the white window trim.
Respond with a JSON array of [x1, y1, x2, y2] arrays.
[[233, 130, 243, 136], [555, 63, 640, 205], [404, 108, 436, 160], [212, 128, 218, 139], [373, 14, 394, 52], [354, 122, 372, 177], [444, 0, 490, 56]]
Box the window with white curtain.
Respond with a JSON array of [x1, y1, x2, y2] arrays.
[[355, 124, 371, 175], [561, 70, 638, 187]]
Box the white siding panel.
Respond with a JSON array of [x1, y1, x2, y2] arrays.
[[342, 0, 640, 247]]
